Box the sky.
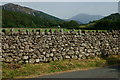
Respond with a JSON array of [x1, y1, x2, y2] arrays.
[[1, 2, 119, 19], [0, 0, 120, 2]]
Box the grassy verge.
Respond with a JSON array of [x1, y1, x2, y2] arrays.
[[2, 55, 120, 78]]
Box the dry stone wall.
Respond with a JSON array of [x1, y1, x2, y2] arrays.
[[1, 29, 119, 64]]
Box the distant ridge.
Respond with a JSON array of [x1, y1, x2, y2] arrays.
[[69, 13, 103, 24], [93, 13, 120, 29]]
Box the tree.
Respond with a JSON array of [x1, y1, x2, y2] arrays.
[[60, 20, 80, 28]]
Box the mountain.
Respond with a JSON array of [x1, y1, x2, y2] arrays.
[[2, 3, 64, 28], [69, 13, 103, 24], [93, 13, 120, 29]]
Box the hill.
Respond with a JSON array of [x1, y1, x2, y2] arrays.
[[93, 13, 120, 29], [69, 13, 103, 24], [2, 3, 64, 28]]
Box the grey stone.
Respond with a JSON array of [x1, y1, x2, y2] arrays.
[[6, 57, 13, 62], [52, 48, 56, 52], [65, 55, 70, 59], [46, 54, 50, 57], [35, 59, 40, 63], [3, 44, 9, 49], [50, 53, 54, 57], [29, 59, 35, 64], [23, 56, 29, 59]]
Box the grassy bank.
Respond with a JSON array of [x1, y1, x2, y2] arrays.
[[2, 55, 120, 78]]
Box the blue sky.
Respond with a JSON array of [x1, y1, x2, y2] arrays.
[[1, 2, 118, 19]]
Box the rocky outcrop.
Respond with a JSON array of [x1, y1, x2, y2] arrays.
[[1, 29, 119, 64], [2, 3, 36, 15]]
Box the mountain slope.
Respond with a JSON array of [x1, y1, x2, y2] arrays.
[[69, 13, 103, 24], [3, 3, 62, 22], [93, 13, 120, 29], [2, 3, 63, 28], [102, 13, 120, 21]]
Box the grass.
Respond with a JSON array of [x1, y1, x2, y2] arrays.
[[0, 28, 69, 32], [0, 28, 108, 33], [2, 55, 120, 79]]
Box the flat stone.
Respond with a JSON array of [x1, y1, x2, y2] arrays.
[[65, 55, 70, 59], [50, 53, 54, 57], [52, 48, 56, 52], [29, 59, 35, 64], [23, 56, 29, 59], [35, 59, 40, 63]]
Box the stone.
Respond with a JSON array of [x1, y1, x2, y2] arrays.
[[85, 53, 90, 56], [67, 51, 74, 55], [36, 32, 40, 35], [65, 55, 70, 59], [70, 47, 74, 50], [50, 53, 54, 57], [74, 55, 78, 59], [42, 52, 46, 55], [75, 51, 79, 55], [48, 38, 51, 40], [53, 57, 58, 61], [46, 54, 50, 57], [3, 44, 9, 49], [35, 59, 40, 63], [61, 52, 66, 56], [65, 44, 68, 46], [0, 58, 5, 61], [87, 49, 92, 53], [29, 59, 35, 64], [32, 55, 37, 58], [25, 60, 29, 63], [18, 60, 24, 64], [23, 56, 29, 60], [24, 42, 28, 45], [25, 45, 29, 49], [78, 54, 82, 58], [29, 49, 34, 52], [52, 48, 56, 52], [6, 57, 13, 62], [48, 57, 53, 61]]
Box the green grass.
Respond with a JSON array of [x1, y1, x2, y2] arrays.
[[0, 28, 76, 33], [2, 55, 120, 78], [0, 28, 65, 32], [0, 28, 108, 33]]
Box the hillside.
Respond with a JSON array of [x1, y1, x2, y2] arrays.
[[93, 13, 120, 29], [0, 6, 1, 27], [2, 3, 64, 28], [69, 13, 103, 24]]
